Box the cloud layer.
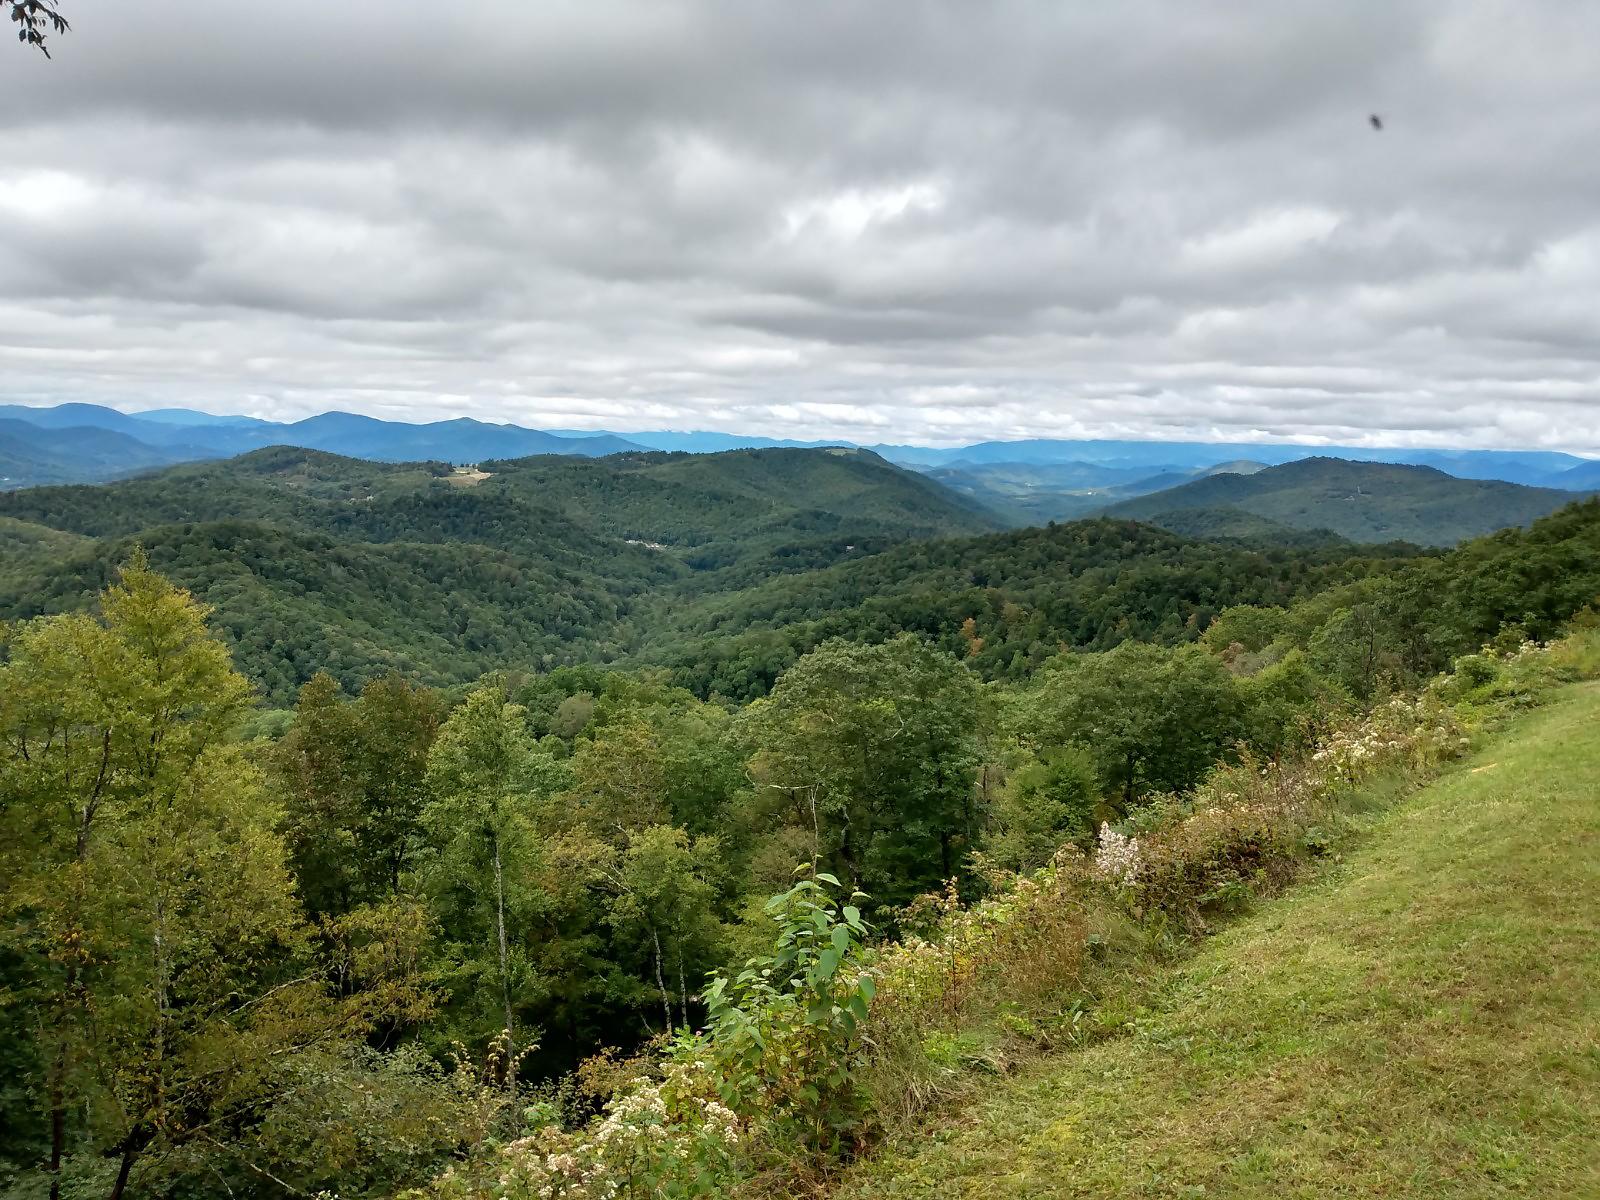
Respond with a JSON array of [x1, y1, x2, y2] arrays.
[[3, 1, 1600, 448]]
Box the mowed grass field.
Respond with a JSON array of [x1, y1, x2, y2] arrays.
[[842, 685, 1600, 1199]]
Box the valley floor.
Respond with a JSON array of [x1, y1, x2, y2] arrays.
[[841, 684, 1600, 1199]]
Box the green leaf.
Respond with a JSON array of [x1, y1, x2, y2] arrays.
[[831, 925, 852, 954], [858, 975, 876, 1003], [815, 872, 842, 887]]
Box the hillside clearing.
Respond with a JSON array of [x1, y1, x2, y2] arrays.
[[841, 684, 1600, 1199]]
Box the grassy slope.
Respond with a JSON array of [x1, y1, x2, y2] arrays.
[[844, 685, 1600, 1198]]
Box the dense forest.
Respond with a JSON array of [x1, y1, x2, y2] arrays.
[[4, 444, 1600, 1195], [0, 446, 1451, 704]]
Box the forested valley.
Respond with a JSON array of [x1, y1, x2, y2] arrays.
[[4, 446, 1600, 1198]]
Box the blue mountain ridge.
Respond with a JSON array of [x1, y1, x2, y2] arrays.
[[0, 402, 1595, 493]]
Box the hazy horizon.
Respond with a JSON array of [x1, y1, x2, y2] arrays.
[[9, 396, 1600, 461]]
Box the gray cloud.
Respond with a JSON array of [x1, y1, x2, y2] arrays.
[[3, 1, 1600, 449]]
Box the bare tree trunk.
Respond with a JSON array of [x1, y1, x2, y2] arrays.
[[48, 1034, 66, 1200], [676, 947, 689, 1031], [839, 824, 860, 889], [651, 926, 672, 1034], [106, 1142, 137, 1200], [492, 832, 513, 1046]]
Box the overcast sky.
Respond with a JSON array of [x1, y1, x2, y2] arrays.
[[3, 2, 1599, 449]]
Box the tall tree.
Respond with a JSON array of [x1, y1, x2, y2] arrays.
[[418, 684, 581, 1056], [563, 716, 672, 843], [276, 671, 444, 915], [599, 825, 728, 1035], [1020, 642, 1243, 811], [0, 556, 375, 1198], [739, 635, 981, 904]]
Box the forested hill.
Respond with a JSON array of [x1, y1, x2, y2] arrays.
[[0, 445, 1000, 699], [0, 443, 1396, 703], [1104, 456, 1581, 545], [641, 519, 1419, 698], [4, 443, 1596, 707], [478, 445, 1004, 565], [0, 444, 998, 542]]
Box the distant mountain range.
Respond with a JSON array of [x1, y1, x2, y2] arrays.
[[0, 403, 647, 489], [2, 401, 1597, 496]]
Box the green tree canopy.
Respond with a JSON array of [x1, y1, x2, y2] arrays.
[[0, 557, 400, 1197], [1020, 642, 1244, 810], [739, 635, 981, 904]]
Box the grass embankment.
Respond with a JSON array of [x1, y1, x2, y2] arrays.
[[843, 684, 1600, 1198]]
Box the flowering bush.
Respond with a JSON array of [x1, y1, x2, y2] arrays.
[[424, 1060, 742, 1200], [1092, 825, 1141, 885]]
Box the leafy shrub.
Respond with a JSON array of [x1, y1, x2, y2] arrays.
[[984, 746, 1100, 872], [1453, 652, 1500, 691], [698, 873, 875, 1153]]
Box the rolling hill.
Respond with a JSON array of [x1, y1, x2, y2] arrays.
[[0, 443, 1387, 703], [480, 446, 1002, 562], [1555, 459, 1600, 490], [0, 446, 1004, 701], [869, 437, 1596, 482], [639, 515, 1412, 699], [1104, 457, 1582, 545], [918, 459, 1269, 526], [5, 441, 1593, 705], [0, 418, 201, 488]]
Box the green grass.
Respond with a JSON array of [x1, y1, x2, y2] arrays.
[[840, 684, 1600, 1198]]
